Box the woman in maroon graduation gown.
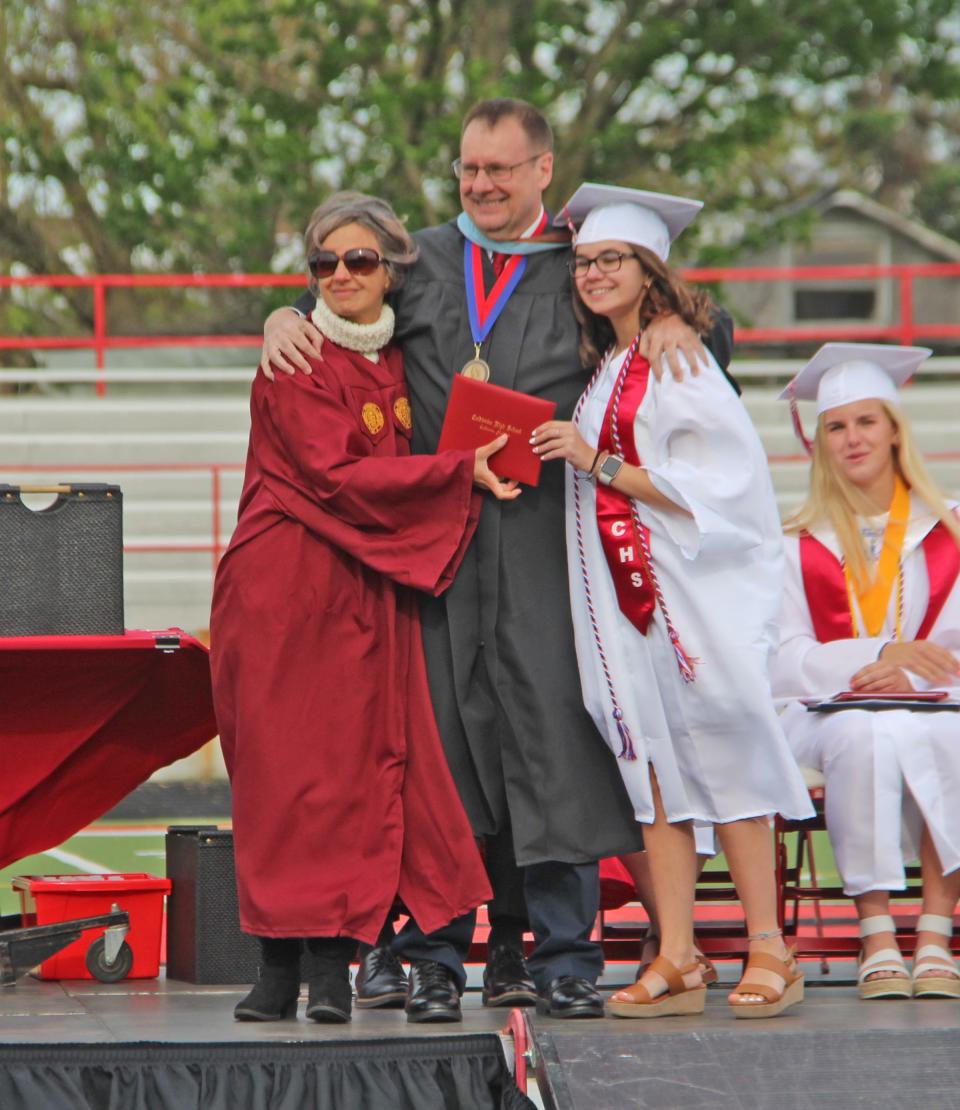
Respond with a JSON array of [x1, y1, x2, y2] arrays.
[[210, 192, 512, 1023]]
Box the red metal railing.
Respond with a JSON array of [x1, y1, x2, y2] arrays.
[[0, 274, 303, 396], [684, 261, 960, 347], [2, 264, 959, 395]]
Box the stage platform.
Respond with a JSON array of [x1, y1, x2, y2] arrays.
[[2, 962, 960, 1109]]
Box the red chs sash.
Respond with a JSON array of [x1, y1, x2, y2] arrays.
[[799, 522, 960, 643], [595, 349, 657, 634]]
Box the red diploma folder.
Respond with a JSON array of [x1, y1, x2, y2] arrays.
[[804, 690, 959, 713], [831, 689, 949, 702], [437, 375, 557, 486]]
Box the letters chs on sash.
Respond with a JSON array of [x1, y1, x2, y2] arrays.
[[595, 352, 657, 634]]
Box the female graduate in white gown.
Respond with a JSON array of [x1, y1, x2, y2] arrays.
[[772, 343, 960, 1000], [532, 185, 813, 1019]]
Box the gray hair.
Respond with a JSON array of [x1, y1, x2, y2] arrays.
[[304, 191, 418, 293]]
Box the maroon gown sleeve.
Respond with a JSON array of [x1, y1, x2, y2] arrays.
[[247, 364, 479, 595]]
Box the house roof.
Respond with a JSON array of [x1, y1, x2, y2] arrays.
[[804, 189, 960, 263]]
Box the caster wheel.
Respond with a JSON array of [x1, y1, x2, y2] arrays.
[[86, 936, 134, 982]]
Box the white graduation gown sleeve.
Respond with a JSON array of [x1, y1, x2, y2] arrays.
[[640, 352, 773, 560]]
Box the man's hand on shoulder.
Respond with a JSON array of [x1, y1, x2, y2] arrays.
[[260, 308, 325, 381], [640, 314, 708, 383]]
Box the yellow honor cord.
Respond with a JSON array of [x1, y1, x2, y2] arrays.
[[844, 476, 910, 639]]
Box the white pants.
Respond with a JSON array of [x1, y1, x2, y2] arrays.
[[782, 705, 960, 896]]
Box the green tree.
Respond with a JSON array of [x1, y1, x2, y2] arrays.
[[1, 0, 958, 347]]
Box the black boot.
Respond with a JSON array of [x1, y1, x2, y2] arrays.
[[303, 936, 356, 1023], [234, 937, 301, 1021]]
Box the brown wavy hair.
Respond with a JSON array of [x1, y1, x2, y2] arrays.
[[572, 245, 714, 368]]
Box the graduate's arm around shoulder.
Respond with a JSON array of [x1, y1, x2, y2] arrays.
[[640, 304, 736, 387], [260, 293, 323, 377]]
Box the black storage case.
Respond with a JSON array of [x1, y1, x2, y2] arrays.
[[0, 483, 124, 635], [165, 826, 260, 984]]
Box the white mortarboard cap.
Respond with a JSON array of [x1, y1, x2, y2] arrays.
[[778, 343, 931, 415], [555, 182, 703, 262]]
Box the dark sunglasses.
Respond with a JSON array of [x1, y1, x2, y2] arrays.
[[308, 247, 383, 279]]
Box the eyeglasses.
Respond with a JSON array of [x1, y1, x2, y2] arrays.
[[568, 251, 641, 277], [308, 248, 383, 279], [451, 152, 547, 182]]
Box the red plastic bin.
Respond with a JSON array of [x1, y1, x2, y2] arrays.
[[13, 873, 171, 980]]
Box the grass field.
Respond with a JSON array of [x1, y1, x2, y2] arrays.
[[0, 818, 227, 917], [1, 820, 844, 921]]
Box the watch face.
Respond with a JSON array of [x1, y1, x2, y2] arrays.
[[599, 455, 624, 484]]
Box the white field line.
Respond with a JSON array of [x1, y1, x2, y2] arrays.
[[43, 847, 111, 873]]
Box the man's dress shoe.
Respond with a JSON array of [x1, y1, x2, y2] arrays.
[[355, 946, 408, 1009], [482, 944, 538, 1007], [535, 975, 605, 1018], [405, 959, 462, 1023]]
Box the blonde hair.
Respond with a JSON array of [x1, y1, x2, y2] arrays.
[[785, 399, 960, 588]]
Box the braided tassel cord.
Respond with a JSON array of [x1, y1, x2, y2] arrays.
[[572, 351, 638, 762]]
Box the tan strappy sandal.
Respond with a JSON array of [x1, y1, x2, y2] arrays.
[[858, 914, 911, 1000], [912, 913, 960, 999], [729, 942, 804, 1019], [608, 955, 706, 1018], [635, 931, 718, 986]]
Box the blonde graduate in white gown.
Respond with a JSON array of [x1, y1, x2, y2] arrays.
[[772, 343, 960, 1000], [531, 185, 813, 1019]]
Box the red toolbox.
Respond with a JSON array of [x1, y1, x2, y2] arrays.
[[13, 873, 171, 980]]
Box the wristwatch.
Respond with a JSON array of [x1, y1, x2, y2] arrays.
[[597, 454, 625, 486]]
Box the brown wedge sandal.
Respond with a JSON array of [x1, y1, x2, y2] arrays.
[[729, 947, 804, 1020], [635, 932, 719, 986], [608, 955, 706, 1019]]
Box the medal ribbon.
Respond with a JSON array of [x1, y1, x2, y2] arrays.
[[463, 210, 548, 351], [595, 346, 657, 635], [843, 476, 910, 637]]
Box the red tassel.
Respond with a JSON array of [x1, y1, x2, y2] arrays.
[[789, 394, 814, 457]]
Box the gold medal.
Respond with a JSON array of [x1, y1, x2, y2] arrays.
[[460, 358, 491, 382], [461, 343, 491, 381]]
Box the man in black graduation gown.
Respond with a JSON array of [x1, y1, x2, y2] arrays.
[[261, 98, 733, 1020]]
